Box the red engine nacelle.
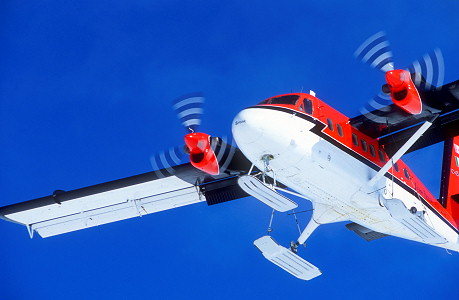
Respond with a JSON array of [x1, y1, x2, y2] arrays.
[[384, 69, 422, 115], [184, 132, 220, 175]]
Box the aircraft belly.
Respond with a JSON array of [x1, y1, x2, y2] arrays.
[[233, 108, 393, 227], [233, 107, 459, 249]]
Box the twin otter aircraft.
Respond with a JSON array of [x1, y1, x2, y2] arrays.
[[1, 32, 459, 280]]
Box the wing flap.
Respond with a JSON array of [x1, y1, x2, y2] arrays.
[[32, 185, 201, 238]]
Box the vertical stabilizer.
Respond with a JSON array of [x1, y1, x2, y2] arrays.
[[440, 136, 459, 222]]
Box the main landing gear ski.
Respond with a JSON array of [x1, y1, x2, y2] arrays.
[[237, 155, 322, 280]]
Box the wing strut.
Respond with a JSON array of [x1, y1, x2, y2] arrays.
[[368, 118, 436, 186], [27, 224, 34, 239]]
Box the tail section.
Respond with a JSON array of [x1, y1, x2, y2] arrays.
[[440, 136, 459, 222]]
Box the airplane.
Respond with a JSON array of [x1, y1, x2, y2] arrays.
[[1, 32, 459, 281]]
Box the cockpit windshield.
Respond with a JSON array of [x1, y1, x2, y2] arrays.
[[268, 95, 300, 105], [257, 94, 313, 115]]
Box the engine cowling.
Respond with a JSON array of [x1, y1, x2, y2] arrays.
[[384, 69, 422, 115], [184, 132, 220, 175]]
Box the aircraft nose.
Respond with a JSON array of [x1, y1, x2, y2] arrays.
[[232, 108, 265, 146]]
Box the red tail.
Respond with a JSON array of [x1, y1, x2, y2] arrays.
[[440, 136, 459, 222]]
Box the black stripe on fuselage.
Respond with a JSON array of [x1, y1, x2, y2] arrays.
[[249, 105, 459, 234]]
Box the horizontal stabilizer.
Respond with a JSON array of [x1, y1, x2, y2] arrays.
[[384, 199, 447, 244], [238, 176, 297, 212], [254, 236, 321, 281]]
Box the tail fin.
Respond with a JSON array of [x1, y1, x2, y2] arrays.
[[439, 136, 459, 221]]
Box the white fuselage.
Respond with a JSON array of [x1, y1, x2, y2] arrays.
[[232, 106, 459, 251]]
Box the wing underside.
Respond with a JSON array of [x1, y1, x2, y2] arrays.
[[0, 163, 249, 238], [350, 80, 459, 156]]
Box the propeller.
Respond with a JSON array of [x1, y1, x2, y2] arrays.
[[359, 92, 392, 116], [172, 92, 205, 133], [355, 31, 445, 115], [150, 145, 187, 178], [407, 49, 444, 91], [150, 93, 238, 178], [354, 31, 394, 72]]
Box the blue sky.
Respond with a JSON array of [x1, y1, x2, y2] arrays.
[[1, 1, 459, 299]]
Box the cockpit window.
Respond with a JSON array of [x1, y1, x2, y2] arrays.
[[258, 99, 270, 104], [302, 99, 313, 114], [269, 95, 300, 105], [258, 95, 313, 114]]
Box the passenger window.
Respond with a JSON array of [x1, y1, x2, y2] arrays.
[[337, 124, 344, 137], [378, 150, 386, 162], [394, 162, 399, 172], [369, 145, 376, 157], [404, 168, 411, 180], [361, 139, 367, 152], [352, 133, 358, 146], [299, 103, 304, 112], [327, 118, 334, 131]]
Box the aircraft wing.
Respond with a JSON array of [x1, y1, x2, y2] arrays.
[[349, 80, 459, 156], [0, 163, 249, 238]]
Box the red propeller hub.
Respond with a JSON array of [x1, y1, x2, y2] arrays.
[[385, 69, 422, 115], [184, 132, 220, 175]]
